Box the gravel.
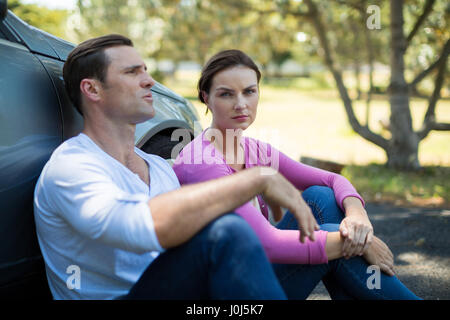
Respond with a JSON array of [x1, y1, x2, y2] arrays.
[[307, 203, 450, 300]]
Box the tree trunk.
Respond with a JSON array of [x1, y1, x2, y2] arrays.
[[387, 0, 420, 170]]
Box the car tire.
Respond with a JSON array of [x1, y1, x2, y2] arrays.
[[141, 131, 190, 160]]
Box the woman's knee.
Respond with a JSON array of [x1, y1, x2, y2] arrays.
[[302, 186, 344, 224], [302, 186, 334, 203]]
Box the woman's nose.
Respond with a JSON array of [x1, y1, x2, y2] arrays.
[[234, 95, 247, 110]]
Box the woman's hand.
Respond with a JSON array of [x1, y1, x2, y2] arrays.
[[363, 236, 395, 276], [340, 215, 374, 258], [341, 197, 374, 258]]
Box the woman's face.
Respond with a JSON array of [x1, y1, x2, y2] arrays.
[[204, 65, 259, 132]]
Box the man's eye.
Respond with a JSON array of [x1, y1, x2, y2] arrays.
[[245, 89, 255, 94], [220, 92, 231, 97]]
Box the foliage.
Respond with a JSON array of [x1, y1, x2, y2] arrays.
[[8, 0, 70, 39]]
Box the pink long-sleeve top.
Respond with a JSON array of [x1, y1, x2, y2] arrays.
[[172, 130, 365, 265]]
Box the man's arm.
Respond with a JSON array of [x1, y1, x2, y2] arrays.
[[150, 167, 319, 249]]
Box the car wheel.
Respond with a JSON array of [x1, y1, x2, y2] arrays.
[[141, 130, 190, 160]]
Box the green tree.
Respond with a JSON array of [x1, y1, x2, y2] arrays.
[[74, 0, 165, 57], [227, 0, 449, 170], [8, 0, 70, 39]]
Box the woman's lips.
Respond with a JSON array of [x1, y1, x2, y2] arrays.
[[232, 115, 249, 121]]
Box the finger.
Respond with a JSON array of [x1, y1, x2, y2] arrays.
[[347, 227, 360, 256], [298, 219, 308, 242], [391, 265, 396, 275], [299, 207, 315, 242], [353, 227, 365, 256], [361, 231, 374, 254], [343, 227, 354, 256], [347, 237, 359, 257], [380, 263, 395, 276], [297, 218, 309, 244], [339, 222, 348, 237], [299, 232, 306, 244]]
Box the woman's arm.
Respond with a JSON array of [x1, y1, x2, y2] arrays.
[[274, 148, 364, 210], [270, 146, 374, 257], [325, 232, 345, 261]]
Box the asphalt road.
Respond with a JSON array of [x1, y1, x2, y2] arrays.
[[307, 202, 450, 300]]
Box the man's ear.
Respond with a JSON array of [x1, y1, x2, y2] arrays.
[[80, 79, 102, 103]]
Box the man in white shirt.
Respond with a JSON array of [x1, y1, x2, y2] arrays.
[[33, 34, 319, 299]]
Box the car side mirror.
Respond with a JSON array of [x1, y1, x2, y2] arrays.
[[0, 0, 6, 21]]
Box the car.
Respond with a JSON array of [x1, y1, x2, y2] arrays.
[[0, 0, 200, 299]]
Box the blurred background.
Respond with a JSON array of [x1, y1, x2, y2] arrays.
[[9, 0, 449, 208]]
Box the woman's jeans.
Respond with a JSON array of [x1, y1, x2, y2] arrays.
[[124, 213, 287, 299], [273, 186, 421, 300]]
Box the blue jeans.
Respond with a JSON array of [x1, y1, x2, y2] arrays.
[[123, 213, 287, 299], [273, 186, 421, 300]]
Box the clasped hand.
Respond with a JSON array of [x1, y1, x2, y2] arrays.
[[339, 215, 374, 258], [340, 206, 395, 276]]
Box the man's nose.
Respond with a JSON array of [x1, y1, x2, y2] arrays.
[[141, 73, 155, 88]]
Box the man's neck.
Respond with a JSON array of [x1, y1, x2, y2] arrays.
[[83, 118, 137, 167]]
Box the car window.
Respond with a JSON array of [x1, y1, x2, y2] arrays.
[[0, 29, 6, 40]]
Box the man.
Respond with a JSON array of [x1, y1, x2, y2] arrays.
[[33, 34, 319, 300]]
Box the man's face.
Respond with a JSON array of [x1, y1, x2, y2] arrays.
[[100, 45, 156, 124]]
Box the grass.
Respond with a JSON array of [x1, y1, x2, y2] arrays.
[[342, 164, 449, 208], [163, 70, 450, 208]]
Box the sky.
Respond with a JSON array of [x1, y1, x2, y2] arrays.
[[21, 0, 77, 10]]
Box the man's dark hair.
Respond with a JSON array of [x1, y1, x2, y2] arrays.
[[63, 34, 133, 115], [197, 49, 261, 108]]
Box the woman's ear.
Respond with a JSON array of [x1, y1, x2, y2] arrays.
[[201, 91, 209, 105], [201, 91, 212, 115], [80, 78, 101, 103]]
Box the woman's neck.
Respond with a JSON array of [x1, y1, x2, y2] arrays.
[[209, 126, 245, 170]]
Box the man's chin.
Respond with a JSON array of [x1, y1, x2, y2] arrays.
[[133, 110, 155, 124]]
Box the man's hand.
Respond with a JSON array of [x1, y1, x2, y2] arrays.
[[341, 197, 374, 258], [260, 168, 319, 243], [363, 236, 395, 276]]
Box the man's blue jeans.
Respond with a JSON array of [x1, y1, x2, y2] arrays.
[[124, 213, 287, 299], [273, 186, 421, 300]]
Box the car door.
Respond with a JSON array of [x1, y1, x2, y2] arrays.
[[0, 29, 62, 296]]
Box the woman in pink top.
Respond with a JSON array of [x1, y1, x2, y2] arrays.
[[172, 50, 419, 299]]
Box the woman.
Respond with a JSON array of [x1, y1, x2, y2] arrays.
[[172, 49, 419, 299]]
